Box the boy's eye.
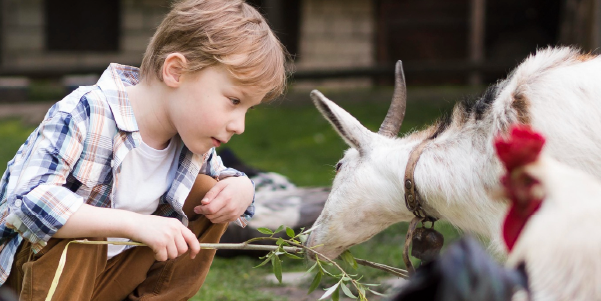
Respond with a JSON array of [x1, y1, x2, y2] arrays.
[[230, 98, 241, 105]]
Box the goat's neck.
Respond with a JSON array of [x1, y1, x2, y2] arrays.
[[407, 129, 507, 246]]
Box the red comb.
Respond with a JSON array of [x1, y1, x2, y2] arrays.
[[494, 125, 546, 172]]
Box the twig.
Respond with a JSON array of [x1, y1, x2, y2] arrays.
[[355, 258, 409, 279], [66, 240, 303, 252], [198, 242, 302, 253]]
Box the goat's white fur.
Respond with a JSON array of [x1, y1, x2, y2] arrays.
[[307, 47, 601, 259]]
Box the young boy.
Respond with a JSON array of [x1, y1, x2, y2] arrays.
[[0, 0, 287, 300]]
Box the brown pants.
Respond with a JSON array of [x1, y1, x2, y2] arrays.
[[5, 174, 227, 301]]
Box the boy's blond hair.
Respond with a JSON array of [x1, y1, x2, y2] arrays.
[[140, 0, 287, 101]]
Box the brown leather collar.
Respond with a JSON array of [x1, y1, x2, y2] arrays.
[[404, 139, 438, 222]]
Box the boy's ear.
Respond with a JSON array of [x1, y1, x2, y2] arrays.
[[162, 53, 187, 87]]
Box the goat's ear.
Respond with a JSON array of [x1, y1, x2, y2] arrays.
[[311, 90, 375, 154]]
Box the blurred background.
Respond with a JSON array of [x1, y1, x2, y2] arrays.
[[0, 0, 598, 300], [0, 0, 599, 93]]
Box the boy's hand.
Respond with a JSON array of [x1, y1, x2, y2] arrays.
[[193, 176, 254, 224], [54, 204, 200, 261], [130, 214, 201, 261]]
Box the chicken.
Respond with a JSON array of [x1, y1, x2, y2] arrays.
[[494, 125, 601, 301]]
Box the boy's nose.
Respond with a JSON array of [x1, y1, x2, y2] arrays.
[[227, 115, 245, 135]]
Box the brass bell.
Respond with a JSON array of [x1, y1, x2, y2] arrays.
[[411, 226, 444, 262]]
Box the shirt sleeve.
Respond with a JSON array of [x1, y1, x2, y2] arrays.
[[200, 148, 256, 221], [5, 110, 86, 251]]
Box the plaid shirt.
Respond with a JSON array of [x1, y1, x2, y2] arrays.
[[0, 63, 255, 285]]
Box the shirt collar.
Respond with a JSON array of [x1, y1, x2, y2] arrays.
[[97, 63, 141, 132]]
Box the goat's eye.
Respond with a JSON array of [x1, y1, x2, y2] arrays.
[[335, 162, 342, 172]]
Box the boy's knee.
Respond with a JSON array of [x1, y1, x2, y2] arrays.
[[182, 174, 217, 218]]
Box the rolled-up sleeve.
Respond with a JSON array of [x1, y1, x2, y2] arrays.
[[5, 111, 86, 251], [201, 148, 256, 220]]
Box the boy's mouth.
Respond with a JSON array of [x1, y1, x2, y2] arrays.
[[211, 138, 222, 147]]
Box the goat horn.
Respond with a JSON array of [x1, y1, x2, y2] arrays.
[[378, 60, 407, 138]]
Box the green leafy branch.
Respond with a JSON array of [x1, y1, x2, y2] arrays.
[[252, 225, 408, 301], [47, 226, 408, 301]]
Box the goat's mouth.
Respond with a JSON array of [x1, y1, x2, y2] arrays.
[[306, 250, 344, 262], [303, 226, 351, 261], [303, 233, 319, 261], [304, 244, 348, 262]]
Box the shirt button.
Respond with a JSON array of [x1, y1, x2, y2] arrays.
[[14, 199, 22, 207]]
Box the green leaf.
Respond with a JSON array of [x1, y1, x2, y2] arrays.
[[253, 255, 272, 268], [298, 234, 308, 244], [306, 262, 319, 274], [357, 285, 366, 298], [332, 287, 340, 301], [284, 253, 303, 260], [276, 237, 285, 246], [286, 226, 295, 238], [308, 272, 322, 294], [367, 288, 387, 297], [319, 282, 340, 300], [340, 283, 357, 299], [340, 250, 358, 270], [302, 227, 315, 235], [257, 227, 273, 235], [274, 225, 285, 233], [321, 268, 336, 278], [272, 255, 282, 283]]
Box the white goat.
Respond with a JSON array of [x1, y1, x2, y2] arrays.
[[305, 46, 601, 260]]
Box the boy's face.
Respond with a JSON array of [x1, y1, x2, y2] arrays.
[[168, 65, 266, 154]]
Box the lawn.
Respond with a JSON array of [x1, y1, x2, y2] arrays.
[[0, 85, 485, 300]]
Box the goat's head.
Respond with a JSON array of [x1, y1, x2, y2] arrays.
[[306, 62, 416, 260]]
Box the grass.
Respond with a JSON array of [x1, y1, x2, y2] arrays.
[[0, 119, 37, 167], [0, 86, 485, 300]]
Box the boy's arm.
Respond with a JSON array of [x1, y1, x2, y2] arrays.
[[196, 148, 255, 224], [54, 204, 200, 261], [6, 108, 199, 261], [6, 110, 88, 250]]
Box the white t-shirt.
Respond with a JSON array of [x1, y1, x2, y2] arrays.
[[107, 138, 179, 259]]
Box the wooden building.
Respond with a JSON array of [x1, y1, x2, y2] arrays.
[[0, 0, 600, 91]]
